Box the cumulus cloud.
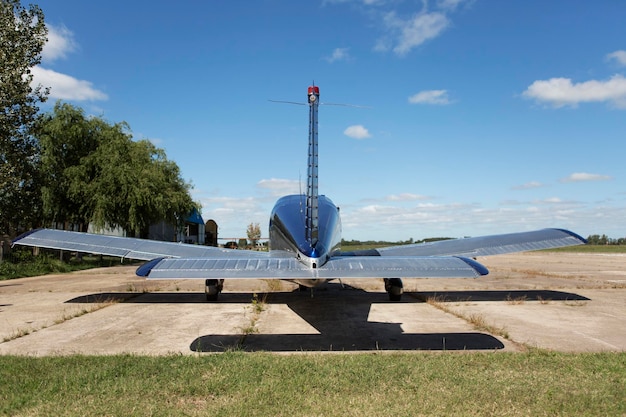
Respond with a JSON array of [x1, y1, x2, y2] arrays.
[[42, 24, 77, 62], [325, 47, 350, 63], [408, 89, 451, 105], [344, 124, 371, 139], [31, 23, 107, 102], [606, 50, 626, 66], [522, 74, 626, 109], [31, 67, 108, 101], [560, 172, 612, 183]]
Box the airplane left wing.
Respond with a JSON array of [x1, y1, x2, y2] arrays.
[[11, 229, 266, 260], [136, 255, 488, 279]]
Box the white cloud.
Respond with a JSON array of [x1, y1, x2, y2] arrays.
[[344, 124, 371, 139], [326, 0, 471, 56], [386, 193, 429, 202], [606, 50, 626, 67], [408, 89, 451, 105], [436, 0, 467, 11], [560, 172, 612, 183], [257, 178, 301, 196], [42, 24, 77, 62], [29, 23, 108, 102], [382, 11, 450, 55], [512, 181, 544, 190], [325, 47, 350, 63], [31, 66, 108, 101], [522, 75, 626, 109]]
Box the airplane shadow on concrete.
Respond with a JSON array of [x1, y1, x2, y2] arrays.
[[66, 284, 589, 353]]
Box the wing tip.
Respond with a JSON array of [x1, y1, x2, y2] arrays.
[[551, 228, 587, 245], [11, 228, 42, 245], [136, 257, 166, 277], [457, 256, 489, 276]]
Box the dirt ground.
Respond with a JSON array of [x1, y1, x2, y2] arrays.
[[0, 252, 624, 355]]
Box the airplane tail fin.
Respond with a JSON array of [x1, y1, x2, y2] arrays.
[[306, 85, 320, 250]]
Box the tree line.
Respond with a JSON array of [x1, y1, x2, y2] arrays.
[[1, 1, 195, 237], [586, 234, 626, 246]]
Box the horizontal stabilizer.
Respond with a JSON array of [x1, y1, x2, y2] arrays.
[[11, 229, 265, 261], [374, 228, 586, 258], [137, 255, 488, 279]]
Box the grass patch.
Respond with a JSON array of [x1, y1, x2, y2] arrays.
[[0, 248, 136, 280], [0, 352, 624, 416], [541, 245, 626, 254]]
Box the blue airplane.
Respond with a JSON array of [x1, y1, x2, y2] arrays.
[[13, 85, 586, 301]]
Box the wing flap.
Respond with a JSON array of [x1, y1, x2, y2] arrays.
[[140, 257, 309, 279], [11, 229, 265, 260], [320, 256, 487, 278], [138, 256, 488, 279], [374, 228, 586, 257]]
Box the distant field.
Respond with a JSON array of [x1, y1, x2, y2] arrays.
[[1, 352, 623, 416], [540, 244, 626, 253]]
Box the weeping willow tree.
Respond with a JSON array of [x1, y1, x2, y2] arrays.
[[37, 102, 196, 237]]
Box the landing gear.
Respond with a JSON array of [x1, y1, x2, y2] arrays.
[[205, 279, 224, 301], [298, 284, 315, 298], [384, 278, 403, 301]]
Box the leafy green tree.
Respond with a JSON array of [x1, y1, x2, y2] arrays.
[[0, 0, 48, 235], [37, 102, 196, 237], [97, 138, 195, 238], [37, 102, 103, 230]]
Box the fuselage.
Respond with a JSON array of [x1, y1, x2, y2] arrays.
[[266, 85, 343, 288], [268, 194, 342, 287]]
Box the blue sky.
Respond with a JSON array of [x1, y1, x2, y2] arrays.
[[31, 0, 625, 241]]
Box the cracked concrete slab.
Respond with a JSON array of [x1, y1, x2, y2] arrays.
[[1, 252, 624, 355]]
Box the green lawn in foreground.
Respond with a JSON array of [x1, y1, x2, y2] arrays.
[[1, 352, 624, 416]]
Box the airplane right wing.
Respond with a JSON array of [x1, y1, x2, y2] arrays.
[[369, 228, 586, 258]]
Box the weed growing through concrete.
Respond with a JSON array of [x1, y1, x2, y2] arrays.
[[506, 294, 527, 305], [426, 296, 511, 340], [2, 299, 118, 343]]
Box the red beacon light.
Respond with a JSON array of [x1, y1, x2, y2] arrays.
[[308, 86, 319, 103]]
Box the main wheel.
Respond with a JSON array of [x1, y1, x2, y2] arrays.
[[384, 278, 403, 302], [205, 279, 224, 302]]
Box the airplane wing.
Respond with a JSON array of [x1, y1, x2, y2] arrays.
[[11, 229, 266, 260], [362, 228, 586, 258], [136, 255, 488, 279], [12, 227, 584, 281]]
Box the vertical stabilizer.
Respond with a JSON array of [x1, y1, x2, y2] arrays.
[[306, 85, 320, 249]]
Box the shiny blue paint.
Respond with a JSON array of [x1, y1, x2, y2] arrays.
[[269, 194, 341, 269]]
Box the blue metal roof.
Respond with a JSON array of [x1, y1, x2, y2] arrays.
[[186, 208, 204, 225]]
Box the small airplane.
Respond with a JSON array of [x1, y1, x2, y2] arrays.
[[12, 85, 586, 301]]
